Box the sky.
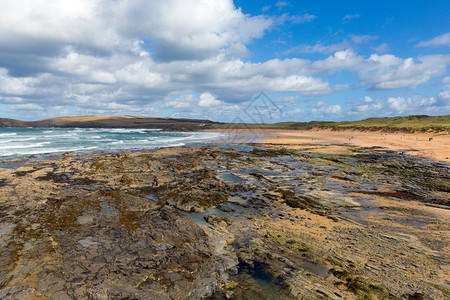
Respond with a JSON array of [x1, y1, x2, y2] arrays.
[[0, 0, 449, 123]]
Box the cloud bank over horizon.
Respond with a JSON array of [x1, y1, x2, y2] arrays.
[[0, 0, 449, 122]]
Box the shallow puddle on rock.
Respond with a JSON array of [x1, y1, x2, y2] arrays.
[[184, 206, 228, 226], [245, 168, 280, 176], [184, 201, 258, 228], [339, 195, 387, 224], [210, 261, 296, 300], [143, 194, 158, 201], [338, 197, 432, 227], [297, 259, 330, 278], [227, 196, 249, 206], [218, 172, 245, 184]]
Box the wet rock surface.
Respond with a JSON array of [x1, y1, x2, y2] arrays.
[[0, 146, 449, 299]]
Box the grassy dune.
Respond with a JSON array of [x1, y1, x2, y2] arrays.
[[333, 115, 450, 131], [215, 115, 450, 132]]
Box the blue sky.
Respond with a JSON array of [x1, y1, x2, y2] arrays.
[[0, 0, 449, 122]]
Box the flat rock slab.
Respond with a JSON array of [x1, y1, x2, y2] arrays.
[[0, 146, 448, 299]]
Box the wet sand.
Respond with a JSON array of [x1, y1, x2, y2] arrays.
[[258, 128, 450, 162]]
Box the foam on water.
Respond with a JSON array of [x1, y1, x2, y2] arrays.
[[0, 127, 222, 159]]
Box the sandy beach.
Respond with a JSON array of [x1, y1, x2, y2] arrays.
[[254, 128, 450, 162]]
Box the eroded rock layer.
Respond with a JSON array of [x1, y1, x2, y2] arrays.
[[0, 146, 448, 299]]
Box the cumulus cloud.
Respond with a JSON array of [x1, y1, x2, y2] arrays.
[[417, 32, 450, 48], [360, 54, 450, 90], [312, 50, 363, 72], [0, 0, 271, 64], [162, 93, 195, 109], [0, 0, 336, 117], [198, 93, 222, 107], [350, 96, 384, 113], [311, 51, 450, 90], [387, 96, 437, 114], [437, 80, 450, 107], [343, 14, 360, 23], [109, 0, 272, 61], [438, 86, 450, 102], [0, 68, 39, 95], [311, 101, 341, 115]]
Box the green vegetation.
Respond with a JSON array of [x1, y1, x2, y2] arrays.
[[332, 115, 450, 131], [330, 268, 392, 299]]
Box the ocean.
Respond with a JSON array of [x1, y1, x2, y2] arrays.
[[0, 127, 223, 159]]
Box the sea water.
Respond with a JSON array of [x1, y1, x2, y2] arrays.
[[0, 127, 223, 159]]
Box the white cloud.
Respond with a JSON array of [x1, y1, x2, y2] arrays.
[[387, 96, 437, 114], [311, 101, 341, 114], [285, 41, 351, 55], [360, 54, 450, 90], [312, 50, 363, 73], [198, 92, 222, 107], [343, 14, 360, 23], [284, 35, 377, 56], [417, 32, 450, 48], [349, 35, 377, 44], [443, 76, 450, 84], [115, 62, 164, 88], [0, 1, 120, 60], [438, 83, 450, 105], [351, 96, 384, 113], [387, 97, 408, 113], [266, 76, 331, 95], [278, 13, 317, 25], [275, 1, 290, 10], [11, 103, 44, 110], [162, 93, 195, 109], [438, 79, 450, 109], [374, 43, 389, 54], [107, 0, 271, 61], [0, 0, 272, 64], [312, 51, 450, 90], [0, 68, 38, 95]]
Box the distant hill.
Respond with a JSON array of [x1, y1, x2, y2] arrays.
[[0, 118, 32, 127], [213, 115, 450, 132], [0, 115, 219, 131]]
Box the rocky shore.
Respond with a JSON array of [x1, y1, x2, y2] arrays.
[[0, 145, 449, 299]]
